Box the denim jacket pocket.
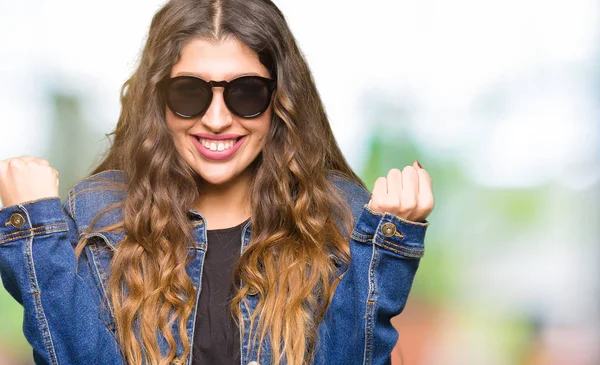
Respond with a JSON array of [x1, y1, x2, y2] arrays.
[[82, 234, 118, 334]]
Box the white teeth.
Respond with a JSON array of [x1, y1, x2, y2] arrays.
[[198, 138, 238, 152]]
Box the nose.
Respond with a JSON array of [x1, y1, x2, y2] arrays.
[[201, 87, 233, 131]]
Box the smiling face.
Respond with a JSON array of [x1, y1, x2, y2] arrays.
[[166, 37, 273, 188]]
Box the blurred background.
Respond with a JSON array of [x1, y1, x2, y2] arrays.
[[0, 0, 598, 364]]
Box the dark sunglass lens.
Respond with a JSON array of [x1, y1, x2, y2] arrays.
[[225, 77, 271, 117], [167, 77, 211, 118]]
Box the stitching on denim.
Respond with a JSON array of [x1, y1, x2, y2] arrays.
[[381, 240, 424, 253], [85, 235, 116, 320], [0, 197, 58, 213], [0, 223, 66, 240], [20, 206, 59, 365], [186, 246, 206, 365], [238, 222, 252, 365], [32, 291, 59, 365], [363, 231, 380, 365], [364, 300, 376, 365], [351, 230, 424, 258], [70, 186, 125, 200], [68, 189, 77, 227], [0, 224, 68, 244], [82, 231, 117, 251], [377, 241, 424, 258], [392, 230, 405, 239], [70, 170, 124, 194], [0, 223, 67, 240], [194, 241, 207, 251], [350, 230, 371, 242], [240, 298, 254, 364]]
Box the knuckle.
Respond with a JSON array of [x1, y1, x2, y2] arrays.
[[372, 196, 385, 206], [418, 199, 433, 209], [8, 158, 24, 167], [417, 201, 434, 215], [402, 200, 417, 211]]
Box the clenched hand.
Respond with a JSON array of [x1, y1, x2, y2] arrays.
[[368, 161, 434, 223], [0, 156, 60, 207]]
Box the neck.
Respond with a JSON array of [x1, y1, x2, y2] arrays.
[[194, 169, 252, 230]]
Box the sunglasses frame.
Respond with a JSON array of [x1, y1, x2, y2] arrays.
[[159, 75, 277, 119]]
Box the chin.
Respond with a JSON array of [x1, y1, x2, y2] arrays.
[[196, 169, 238, 186]]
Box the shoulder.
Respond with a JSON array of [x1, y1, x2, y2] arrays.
[[70, 169, 126, 192], [326, 171, 371, 223], [67, 170, 127, 238]]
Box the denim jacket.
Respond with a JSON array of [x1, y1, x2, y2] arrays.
[[0, 170, 428, 365]]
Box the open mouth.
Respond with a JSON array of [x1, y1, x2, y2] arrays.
[[192, 135, 246, 155]]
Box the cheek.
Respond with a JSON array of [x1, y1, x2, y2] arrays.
[[166, 109, 182, 128], [257, 109, 273, 137], [165, 111, 178, 133], [165, 113, 193, 159], [166, 111, 193, 137]]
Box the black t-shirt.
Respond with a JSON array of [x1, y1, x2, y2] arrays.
[[192, 218, 249, 365]]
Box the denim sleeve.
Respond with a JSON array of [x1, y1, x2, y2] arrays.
[[0, 196, 124, 365], [317, 203, 427, 365]]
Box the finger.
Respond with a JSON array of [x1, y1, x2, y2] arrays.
[[6, 156, 49, 167], [386, 168, 402, 202], [18, 156, 51, 166], [416, 168, 434, 213], [401, 166, 419, 216], [371, 177, 388, 206]]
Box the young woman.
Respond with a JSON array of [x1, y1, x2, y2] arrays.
[[0, 0, 434, 364]]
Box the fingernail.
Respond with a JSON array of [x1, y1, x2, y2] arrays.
[[415, 160, 422, 168]]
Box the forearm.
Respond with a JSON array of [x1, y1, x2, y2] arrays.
[[0, 197, 123, 365], [317, 203, 427, 365]]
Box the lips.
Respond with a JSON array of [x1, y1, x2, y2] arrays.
[[193, 133, 244, 140], [191, 135, 247, 161]]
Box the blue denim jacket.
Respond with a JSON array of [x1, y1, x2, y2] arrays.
[[0, 170, 428, 365]]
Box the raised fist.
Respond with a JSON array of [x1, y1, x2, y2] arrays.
[[0, 156, 60, 207], [368, 161, 434, 223]]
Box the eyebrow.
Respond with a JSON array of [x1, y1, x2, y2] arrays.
[[174, 71, 262, 81]]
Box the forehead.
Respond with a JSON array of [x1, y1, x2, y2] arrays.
[[170, 37, 269, 80]]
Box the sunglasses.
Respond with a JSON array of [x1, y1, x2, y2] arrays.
[[159, 75, 277, 119]]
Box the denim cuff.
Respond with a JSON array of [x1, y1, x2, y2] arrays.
[[350, 203, 428, 259], [0, 197, 68, 244]]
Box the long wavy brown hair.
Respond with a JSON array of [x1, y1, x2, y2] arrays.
[[74, 0, 368, 364]]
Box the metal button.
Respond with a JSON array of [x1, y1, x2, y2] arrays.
[[8, 213, 25, 228], [248, 361, 259, 365], [381, 222, 396, 237], [247, 287, 258, 296]]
